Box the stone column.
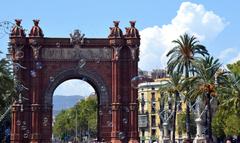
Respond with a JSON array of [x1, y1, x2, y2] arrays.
[[129, 46, 139, 143], [29, 38, 43, 143], [11, 104, 22, 143], [111, 46, 122, 143], [9, 27, 27, 142], [163, 122, 170, 143]]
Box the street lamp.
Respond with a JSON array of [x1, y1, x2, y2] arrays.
[[75, 106, 78, 142]]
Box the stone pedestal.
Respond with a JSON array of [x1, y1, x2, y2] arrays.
[[163, 122, 170, 142], [194, 118, 207, 143]]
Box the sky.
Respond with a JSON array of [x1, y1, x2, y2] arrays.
[[1, 0, 240, 96]]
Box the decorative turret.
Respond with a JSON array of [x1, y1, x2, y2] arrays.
[[29, 20, 44, 37], [125, 21, 140, 46], [108, 21, 123, 38], [10, 19, 25, 37], [125, 21, 140, 60], [125, 21, 140, 38]]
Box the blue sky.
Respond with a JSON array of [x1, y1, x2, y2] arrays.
[[1, 0, 240, 96]]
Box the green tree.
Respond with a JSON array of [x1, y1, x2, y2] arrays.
[[53, 95, 97, 141], [189, 56, 221, 141], [167, 33, 208, 140], [224, 114, 240, 137], [159, 72, 184, 142], [211, 60, 240, 142], [227, 60, 240, 75], [0, 52, 15, 122], [176, 112, 196, 137], [212, 110, 226, 141]]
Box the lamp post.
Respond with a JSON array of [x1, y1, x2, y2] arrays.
[[75, 106, 78, 142]]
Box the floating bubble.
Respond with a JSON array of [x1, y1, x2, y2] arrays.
[[107, 121, 112, 127], [30, 70, 37, 77], [78, 59, 86, 68], [23, 133, 28, 138], [20, 104, 24, 112], [124, 107, 129, 112], [22, 121, 26, 125], [36, 62, 43, 69], [123, 118, 128, 124], [131, 75, 151, 89], [99, 110, 103, 116], [100, 86, 106, 92], [21, 125, 27, 130], [16, 83, 24, 92], [95, 58, 100, 64], [108, 109, 112, 114], [118, 132, 126, 140], [49, 76, 55, 82], [16, 120, 21, 126], [82, 77, 87, 81], [15, 51, 24, 59], [56, 42, 61, 48], [43, 117, 48, 126]]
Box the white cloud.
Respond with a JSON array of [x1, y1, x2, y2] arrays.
[[54, 79, 95, 96], [139, 2, 228, 71]]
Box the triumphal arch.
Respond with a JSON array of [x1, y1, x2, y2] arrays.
[[8, 19, 140, 143]]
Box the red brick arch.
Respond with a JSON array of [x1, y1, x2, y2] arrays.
[[9, 20, 140, 143]]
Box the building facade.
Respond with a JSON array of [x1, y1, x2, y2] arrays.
[[138, 78, 186, 143], [138, 79, 166, 143]]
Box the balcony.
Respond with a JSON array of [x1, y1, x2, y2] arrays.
[[138, 114, 148, 128]]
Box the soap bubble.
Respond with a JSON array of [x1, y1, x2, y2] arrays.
[[16, 120, 21, 126], [36, 62, 43, 69], [49, 76, 54, 82], [100, 86, 106, 92], [131, 75, 151, 89], [108, 109, 112, 114], [118, 132, 126, 140], [107, 121, 112, 127], [123, 118, 128, 124], [124, 107, 129, 112], [78, 59, 86, 68], [21, 125, 27, 131], [23, 133, 28, 138], [99, 110, 103, 116], [56, 42, 61, 48], [30, 70, 37, 77], [95, 58, 100, 64]]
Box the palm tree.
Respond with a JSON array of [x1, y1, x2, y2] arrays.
[[166, 33, 208, 141], [189, 56, 221, 142], [159, 72, 185, 143], [217, 71, 240, 116]]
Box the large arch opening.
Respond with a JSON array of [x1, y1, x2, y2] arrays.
[[52, 79, 97, 142]]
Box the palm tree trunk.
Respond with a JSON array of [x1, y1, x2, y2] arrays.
[[172, 92, 179, 143], [185, 64, 191, 141], [207, 92, 212, 142]]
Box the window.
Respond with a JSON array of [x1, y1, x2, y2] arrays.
[[151, 129, 156, 136], [151, 92, 155, 102], [151, 102, 156, 113], [151, 115, 156, 127]]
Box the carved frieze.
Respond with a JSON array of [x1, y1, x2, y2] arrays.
[[41, 48, 112, 60]]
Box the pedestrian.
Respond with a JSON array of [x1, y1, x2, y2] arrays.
[[224, 137, 232, 143]]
